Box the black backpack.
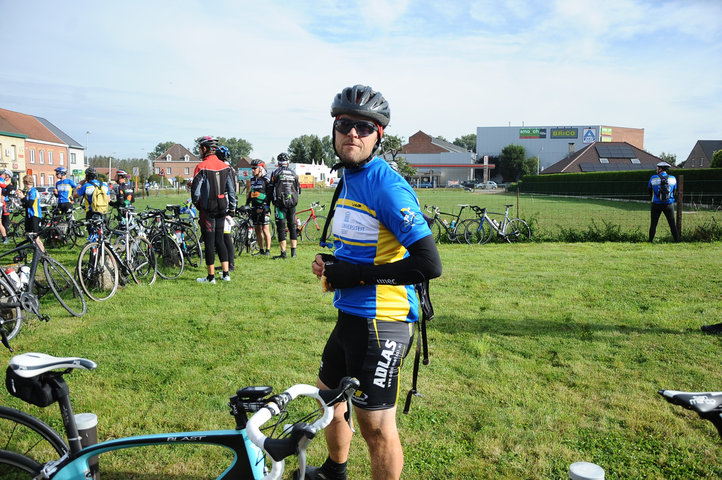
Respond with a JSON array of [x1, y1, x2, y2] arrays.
[[196, 169, 229, 216], [273, 168, 299, 208], [658, 175, 671, 202]]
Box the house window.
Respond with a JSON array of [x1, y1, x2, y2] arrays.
[[184, 167, 190, 175], [48, 151, 53, 165], [166, 154, 172, 162], [49, 175, 55, 184], [30, 149, 35, 164], [60, 152, 65, 166], [167, 167, 171, 175], [184, 155, 189, 162], [630, 158, 640, 164], [40, 173, 45, 186], [39, 150, 45, 164], [71, 153, 76, 165], [599, 158, 609, 164], [155, 167, 160, 174]]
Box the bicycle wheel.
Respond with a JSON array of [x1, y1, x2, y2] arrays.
[[431, 219, 443, 243], [0, 406, 68, 464], [304, 215, 327, 243], [151, 233, 184, 280], [464, 218, 492, 245], [129, 236, 157, 286], [76, 242, 119, 302], [0, 278, 22, 342], [505, 219, 531, 243], [181, 228, 203, 268], [0, 449, 43, 478]]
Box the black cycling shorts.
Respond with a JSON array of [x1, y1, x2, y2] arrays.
[[250, 206, 270, 226], [319, 311, 414, 411]]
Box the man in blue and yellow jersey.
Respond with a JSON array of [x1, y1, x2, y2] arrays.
[[304, 85, 442, 480], [16, 174, 44, 251], [53, 166, 76, 215]]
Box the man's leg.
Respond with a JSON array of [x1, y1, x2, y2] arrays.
[[319, 378, 354, 463], [355, 407, 403, 480], [662, 204, 679, 242], [649, 204, 662, 242]]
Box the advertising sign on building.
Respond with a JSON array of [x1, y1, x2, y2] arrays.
[[238, 167, 252, 180], [582, 128, 597, 143], [519, 128, 547, 139], [601, 127, 613, 142], [551, 128, 579, 139]]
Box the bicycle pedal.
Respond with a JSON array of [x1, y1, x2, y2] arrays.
[[40, 314, 51, 322]]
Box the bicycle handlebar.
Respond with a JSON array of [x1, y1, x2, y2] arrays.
[[424, 204, 440, 214], [246, 376, 359, 480]]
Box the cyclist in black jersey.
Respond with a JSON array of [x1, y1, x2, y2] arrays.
[[110, 169, 135, 225], [270, 152, 300, 259], [300, 85, 442, 480], [246, 159, 273, 256]]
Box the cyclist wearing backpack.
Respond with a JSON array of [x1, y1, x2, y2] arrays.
[[304, 85, 442, 480], [648, 161, 679, 242], [74, 167, 109, 221], [270, 152, 300, 259], [191, 136, 237, 283]]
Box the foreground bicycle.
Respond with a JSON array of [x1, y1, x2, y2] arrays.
[[0, 352, 359, 480], [0, 233, 86, 344]]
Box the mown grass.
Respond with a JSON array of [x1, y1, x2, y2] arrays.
[[1, 191, 721, 479]]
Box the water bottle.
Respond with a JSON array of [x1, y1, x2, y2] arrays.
[[19, 266, 30, 287], [442, 218, 449, 227], [491, 218, 499, 228], [450, 220, 456, 229], [6, 268, 21, 289], [296, 217, 301, 228], [175, 230, 183, 244]]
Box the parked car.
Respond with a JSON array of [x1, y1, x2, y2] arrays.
[[416, 182, 433, 188], [474, 181, 498, 190], [36, 186, 57, 206]]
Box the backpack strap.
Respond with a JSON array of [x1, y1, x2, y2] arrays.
[[319, 170, 344, 249], [403, 280, 434, 415]]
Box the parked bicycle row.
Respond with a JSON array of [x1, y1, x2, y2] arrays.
[[424, 203, 532, 244]]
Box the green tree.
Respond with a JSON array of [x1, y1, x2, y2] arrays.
[[148, 142, 176, 161], [711, 150, 722, 168], [499, 144, 527, 182], [381, 134, 405, 161], [192, 137, 252, 161], [321, 135, 335, 168], [393, 156, 417, 180], [453, 134, 477, 153], [659, 152, 677, 166], [288, 135, 332, 165]]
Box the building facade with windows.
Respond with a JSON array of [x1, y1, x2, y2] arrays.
[[476, 125, 644, 173], [152, 143, 200, 185], [683, 140, 722, 168], [398, 131, 476, 187]]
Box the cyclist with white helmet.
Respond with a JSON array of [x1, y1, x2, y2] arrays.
[[53, 166, 77, 215], [305, 85, 442, 480], [109, 169, 135, 225], [648, 161, 680, 242]]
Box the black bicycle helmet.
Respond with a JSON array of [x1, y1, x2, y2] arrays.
[[330, 84, 390, 127], [116, 169, 128, 179], [250, 159, 263, 167], [198, 136, 219, 152], [277, 153, 290, 165], [85, 167, 98, 180]]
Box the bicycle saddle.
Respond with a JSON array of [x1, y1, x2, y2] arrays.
[[9, 352, 97, 378], [659, 390, 722, 415]]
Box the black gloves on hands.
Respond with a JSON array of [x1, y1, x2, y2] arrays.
[[320, 254, 368, 290]]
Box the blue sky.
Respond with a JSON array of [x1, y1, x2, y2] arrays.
[[1, 0, 720, 165]]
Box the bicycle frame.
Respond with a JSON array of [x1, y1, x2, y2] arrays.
[[296, 202, 324, 236]]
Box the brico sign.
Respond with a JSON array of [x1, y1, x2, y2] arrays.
[[551, 128, 578, 139]]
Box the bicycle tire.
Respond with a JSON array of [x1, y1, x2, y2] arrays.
[[304, 215, 327, 243], [0, 405, 68, 463], [464, 218, 493, 245], [151, 233, 184, 280], [42, 256, 87, 316], [181, 227, 203, 268], [505, 218, 531, 243], [0, 449, 43, 478], [0, 278, 23, 342], [129, 236, 157, 286], [431, 219, 443, 243], [76, 241, 119, 302]]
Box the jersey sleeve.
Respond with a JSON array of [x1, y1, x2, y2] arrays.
[[375, 171, 431, 247]]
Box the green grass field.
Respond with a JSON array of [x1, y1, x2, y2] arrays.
[[1, 190, 721, 479]]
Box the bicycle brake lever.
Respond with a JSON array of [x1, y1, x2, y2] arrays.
[[344, 396, 355, 434]]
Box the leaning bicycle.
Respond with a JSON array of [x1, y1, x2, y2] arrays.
[[464, 204, 531, 244], [0, 352, 359, 480]]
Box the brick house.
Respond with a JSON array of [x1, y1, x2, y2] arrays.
[[0, 108, 70, 186], [152, 144, 200, 184], [542, 142, 661, 174], [682, 140, 722, 168], [397, 131, 477, 187]]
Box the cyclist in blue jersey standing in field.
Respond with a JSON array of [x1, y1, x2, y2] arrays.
[[53, 167, 77, 215], [74, 167, 109, 221], [304, 85, 442, 480], [648, 161, 679, 242], [16, 174, 44, 251]]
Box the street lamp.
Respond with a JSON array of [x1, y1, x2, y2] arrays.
[[85, 131, 91, 167]]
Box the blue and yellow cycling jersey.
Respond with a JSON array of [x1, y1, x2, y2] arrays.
[[76, 180, 109, 214], [648, 172, 677, 205], [331, 157, 432, 323], [25, 187, 42, 218], [55, 178, 77, 204]]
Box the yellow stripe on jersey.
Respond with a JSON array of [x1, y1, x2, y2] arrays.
[[375, 224, 406, 265], [337, 198, 376, 217], [376, 284, 411, 321]]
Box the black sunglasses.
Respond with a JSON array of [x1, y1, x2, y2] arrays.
[[333, 118, 378, 138]]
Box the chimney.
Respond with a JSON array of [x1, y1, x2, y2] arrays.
[[568, 142, 575, 155]]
